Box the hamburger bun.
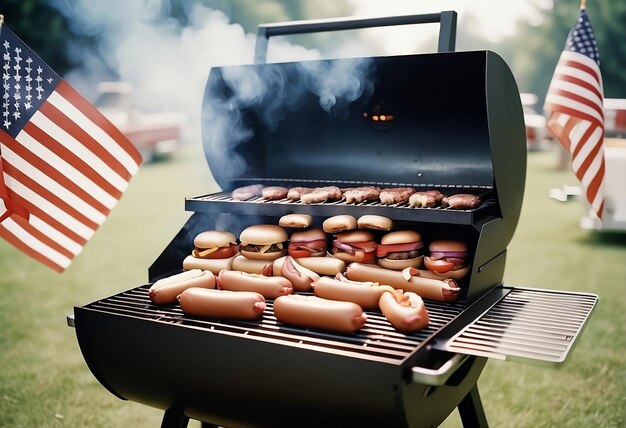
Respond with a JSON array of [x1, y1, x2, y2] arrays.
[[429, 239, 468, 253], [335, 230, 375, 243], [279, 213, 313, 229], [194, 230, 237, 248], [290, 228, 327, 243], [322, 215, 357, 234], [357, 214, 393, 231]]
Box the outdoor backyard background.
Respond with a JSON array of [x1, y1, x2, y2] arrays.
[[1, 0, 625, 427]]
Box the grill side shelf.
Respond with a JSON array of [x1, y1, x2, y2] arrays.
[[433, 286, 598, 365]]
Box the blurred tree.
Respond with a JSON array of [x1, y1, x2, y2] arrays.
[[498, 0, 625, 102], [170, 0, 356, 52], [1, 0, 81, 74]]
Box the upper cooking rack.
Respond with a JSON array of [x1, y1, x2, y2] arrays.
[[186, 186, 496, 225], [84, 284, 468, 365]]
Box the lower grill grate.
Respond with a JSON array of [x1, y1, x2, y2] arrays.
[[442, 287, 597, 364], [85, 284, 468, 364]]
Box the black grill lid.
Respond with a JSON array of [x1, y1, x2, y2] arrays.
[[201, 50, 526, 244]]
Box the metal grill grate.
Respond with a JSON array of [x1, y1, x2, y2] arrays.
[[84, 284, 468, 364], [442, 287, 597, 364], [185, 189, 496, 225]]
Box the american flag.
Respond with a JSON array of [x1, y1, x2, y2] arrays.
[[544, 8, 605, 219], [1, 24, 142, 272]]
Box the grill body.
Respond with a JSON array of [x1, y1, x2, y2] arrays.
[[75, 285, 487, 427]]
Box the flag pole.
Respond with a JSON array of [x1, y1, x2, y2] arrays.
[[580, 0, 587, 10], [0, 14, 4, 28]]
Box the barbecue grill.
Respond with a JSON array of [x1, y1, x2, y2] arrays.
[[68, 12, 597, 428]]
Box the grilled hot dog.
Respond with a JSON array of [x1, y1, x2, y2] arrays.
[[346, 262, 460, 302], [280, 256, 320, 292], [379, 290, 429, 333], [273, 294, 367, 333], [178, 288, 265, 320], [312, 274, 394, 309], [149, 269, 215, 305], [217, 270, 293, 299]]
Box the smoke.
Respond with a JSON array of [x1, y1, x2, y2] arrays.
[[46, 0, 375, 182]]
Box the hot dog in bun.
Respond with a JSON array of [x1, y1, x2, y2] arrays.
[[182, 230, 238, 273], [376, 230, 424, 270], [288, 228, 327, 258], [239, 224, 288, 260], [424, 239, 470, 280], [331, 230, 377, 263]]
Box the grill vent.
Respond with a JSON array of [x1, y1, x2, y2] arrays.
[[86, 285, 468, 364]]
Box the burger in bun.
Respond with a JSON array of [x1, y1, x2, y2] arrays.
[[288, 228, 327, 258], [424, 240, 470, 280], [376, 230, 424, 270], [331, 230, 377, 263], [183, 230, 238, 273], [240, 224, 288, 260]]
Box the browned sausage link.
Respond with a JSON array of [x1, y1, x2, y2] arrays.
[[218, 270, 293, 299], [379, 291, 429, 333], [149, 270, 216, 305], [345, 263, 460, 302], [273, 294, 367, 333], [312, 276, 392, 309], [178, 288, 265, 320]]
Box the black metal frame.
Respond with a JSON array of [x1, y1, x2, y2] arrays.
[[254, 11, 457, 63]]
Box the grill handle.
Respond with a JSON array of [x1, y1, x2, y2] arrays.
[[411, 352, 469, 386], [254, 11, 457, 64]]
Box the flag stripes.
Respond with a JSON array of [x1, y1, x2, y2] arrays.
[[1, 24, 142, 271], [544, 9, 605, 219]]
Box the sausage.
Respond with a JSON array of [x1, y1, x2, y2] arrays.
[[345, 262, 461, 302], [231, 184, 263, 200], [231, 255, 274, 275], [379, 290, 429, 333], [149, 269, 215, 305], [273, 294, 367, 333], [379, 187, 416, 205], [312, 274, 394, 309], [217, 270, 293, 299], [441, 193, 482, 209], [178, 288, 265, 320], [262, 186, 288, 200], [280, 256, 320, 292], [273, 255, 346, 276]]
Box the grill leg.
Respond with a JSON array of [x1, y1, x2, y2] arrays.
[[458, 385, 489, 428], [161, 407, 189, 428]]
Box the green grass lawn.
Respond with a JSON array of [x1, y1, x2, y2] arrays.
[[1, 144, 624, 427]]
